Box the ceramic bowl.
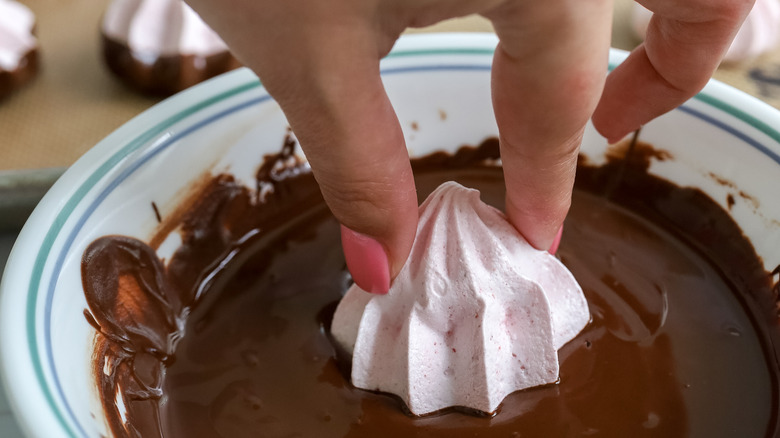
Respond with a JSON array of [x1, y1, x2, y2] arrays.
[[1, 33, 779, 438]]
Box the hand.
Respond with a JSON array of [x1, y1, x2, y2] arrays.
[[185, 0, 751, 294]]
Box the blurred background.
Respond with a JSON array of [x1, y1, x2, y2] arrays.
[[1, 0, 779, 171]]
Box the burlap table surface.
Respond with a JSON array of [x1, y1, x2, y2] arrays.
[[1, 0, 779, 171]]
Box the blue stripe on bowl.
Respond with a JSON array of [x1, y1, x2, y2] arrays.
[[678, 105, 780, 166]]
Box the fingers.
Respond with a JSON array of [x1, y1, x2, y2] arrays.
[[483, 0, 613, 250], [592, 0, 754, 143], [291, 55, 418, 295], [187, 0, 418, 293], [295, 62, 418, 294]]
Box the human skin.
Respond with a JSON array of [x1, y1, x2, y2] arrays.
[[186, 0, 753, 294]]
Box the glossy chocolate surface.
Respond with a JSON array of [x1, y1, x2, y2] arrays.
[[82, 138, 780, 437]]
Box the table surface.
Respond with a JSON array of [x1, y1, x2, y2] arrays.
[[1, 1, 780, 437]]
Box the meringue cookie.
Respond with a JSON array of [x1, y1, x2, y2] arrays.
[[632, 0, 780, 63], [331, 182, 589, 415], [0, 0, 37, 71], [102, 0, 228, 61]]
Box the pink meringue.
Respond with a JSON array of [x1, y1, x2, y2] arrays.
[[331, 182, 589, 415], [0, 0, 36, 72], [632, 0, 780, 63]]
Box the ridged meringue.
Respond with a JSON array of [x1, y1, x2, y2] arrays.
[[632, 0, 780, 63], [331, 181, 589, 415]]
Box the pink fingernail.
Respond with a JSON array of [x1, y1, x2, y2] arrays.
[[340, 225, 390, 295], [548, 226, 563, 255]]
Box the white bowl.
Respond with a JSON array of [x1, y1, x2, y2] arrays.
[[1, 33, 779, 438]]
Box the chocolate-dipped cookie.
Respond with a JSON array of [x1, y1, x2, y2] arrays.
[[101, 0, 240, 96], [0, 0, 38, 101]]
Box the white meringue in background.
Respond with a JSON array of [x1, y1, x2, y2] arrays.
[[0, 0, 37, 71], [331, 182, 590, 416], [632, 0, 780, 63], [102, 0, 228, 61]]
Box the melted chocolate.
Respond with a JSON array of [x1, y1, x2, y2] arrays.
[[82, 138, 780, 437]]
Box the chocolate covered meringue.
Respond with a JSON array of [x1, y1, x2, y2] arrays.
[[0, 0, 38, 100]]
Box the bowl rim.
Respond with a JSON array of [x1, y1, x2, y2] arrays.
[[1, 32, 780, 438]]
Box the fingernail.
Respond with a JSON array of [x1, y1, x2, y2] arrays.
[[340, 225, 391, 294], [548, 226, 563, 255]]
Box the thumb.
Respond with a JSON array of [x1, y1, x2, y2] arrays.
[[183, 0, 418, 294], [274, 53, 418, 295], [592, 0, 752, 142]]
